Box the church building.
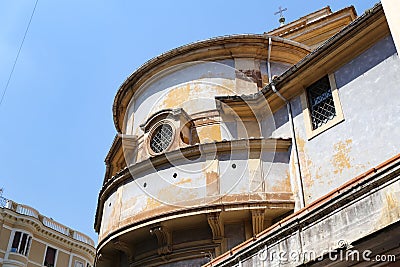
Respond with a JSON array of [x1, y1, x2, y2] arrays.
[[94, 2, 400, 266]]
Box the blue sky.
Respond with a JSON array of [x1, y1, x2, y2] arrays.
[[0, 0, 379, 244]]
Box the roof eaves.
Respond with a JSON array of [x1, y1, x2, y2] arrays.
[[104, 134, 121, 163], [216, 3, 382, 106], [265, 2, 382, 95], [269, 6, 356, 38], [267, 6, 332, 35]]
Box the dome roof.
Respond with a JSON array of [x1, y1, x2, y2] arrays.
[[112, 34, 311, 132]]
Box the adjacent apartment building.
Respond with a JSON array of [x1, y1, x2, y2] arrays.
[[94, 2, 399, 266], [0, 198, 95, 267]]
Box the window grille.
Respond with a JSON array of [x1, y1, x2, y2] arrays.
[[306, 76, 336, 129], [150, 124, 173, 153]]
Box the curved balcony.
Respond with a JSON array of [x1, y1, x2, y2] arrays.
[[96, 138, 294, 251], [3, 256, 28, 267], [2, 199, 95, 247]]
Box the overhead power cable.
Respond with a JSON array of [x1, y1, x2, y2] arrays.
[[0, 0, 39, 108]]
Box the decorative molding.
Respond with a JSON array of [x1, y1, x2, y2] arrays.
[[140, 108, 192, 133], [150, 226, 172, 255], [207, 213, 223, 242], [251, 209, 265, 236]]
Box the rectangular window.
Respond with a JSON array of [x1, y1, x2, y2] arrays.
[[11, 231, 21, 252], [302, 74, 344, 139], [19, 233, 27, 254], [44, 246, 57, 267], [75, 261, 84, 267], [25, 236, 32, 256], [306, 75, 336, 129], [10, 231, 31, 256]]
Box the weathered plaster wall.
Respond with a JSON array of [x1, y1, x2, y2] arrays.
[[126, 59, 291, 137], [270, 35, 400, 205], [124, 59, 291, 165], [262, 96, 302, 209], [227, 160, 400, 267], [128, 60, 236, 136], [99, 56, 295, 254], [99, 147, 292, 240]]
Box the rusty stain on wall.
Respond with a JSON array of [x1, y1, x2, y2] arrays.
[[373, 189, 400, 232], [174, 178, 192, 186], [270, 170, 291, 192], [384, 191, 400, 222], [206, 171, 219, 196], [107, 190, 123, 234], [314, 167, 322, 180], [146, 196, 162, 210], [332, 139, 352, 175], [155, 181, 200, 207], [121, 197, 138, 211], [296, 135, 314, 189], [162, 84, 191, 109], [197, 124, 222, 142], [289, 151, 299, 196], [248, 159, 263, 192]]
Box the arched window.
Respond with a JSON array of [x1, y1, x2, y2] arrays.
[[140, 108, 193, 156]]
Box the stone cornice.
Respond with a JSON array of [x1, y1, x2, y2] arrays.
[[1, 207, 96, 258], [97, 197, 294, 252], [268, 6, 356, 46]]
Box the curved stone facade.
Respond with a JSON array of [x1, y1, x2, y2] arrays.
[[94, 5, 367, 267], [94, 36, 312, 267]]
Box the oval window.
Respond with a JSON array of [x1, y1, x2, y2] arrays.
[[150, 124, 173, 153]]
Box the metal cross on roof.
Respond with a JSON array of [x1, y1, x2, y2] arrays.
[[274, 6, 288, 26]]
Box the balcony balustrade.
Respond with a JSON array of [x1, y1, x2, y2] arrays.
[[1, 198, 95, 247]]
